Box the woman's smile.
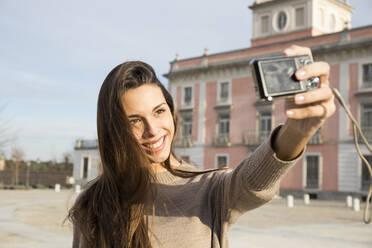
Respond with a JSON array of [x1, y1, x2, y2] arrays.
[[142, 135, 166, 152]]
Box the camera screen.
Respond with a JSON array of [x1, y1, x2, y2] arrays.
[[261, 60, 301, 95]]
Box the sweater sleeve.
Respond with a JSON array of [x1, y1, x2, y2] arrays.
[[72, 224, 81, 248], [218, 125, 304, 225]]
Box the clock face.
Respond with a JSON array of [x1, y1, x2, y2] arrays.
[[277, 11, 287, 30]]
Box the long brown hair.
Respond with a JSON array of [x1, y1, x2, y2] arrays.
[[68, 61, 227, 248]]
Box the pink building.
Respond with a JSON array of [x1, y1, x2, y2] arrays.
[[166, 0, 372, 200]]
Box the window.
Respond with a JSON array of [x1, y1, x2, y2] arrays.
[[363, 64, 372, 88], [277, 11, 287, 30], [261, 16, 269, 34], [319, 9, 325, 27], [361, 155, 372, 191], [309, 128, 322, 144], [259, 112, 272, 142], [214, 112, 230, 146], [175, 112, 193, 147], [216, 155, 228, 168], [184, 87, 192, 105], [83, 157, 89, 179], [329, 14, 336, 30], [219, 82, 229, 103], [295, 7, 305, 27], [305, 155, 320, 189], [361, 104, 372, 141], [218, 113, 230, 134], [181, 156, 190, 163], [182, 116, 193, 137]]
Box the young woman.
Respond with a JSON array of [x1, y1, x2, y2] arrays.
[[68, 45, 335, 248]]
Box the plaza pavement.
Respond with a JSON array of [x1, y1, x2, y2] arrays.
[[0, 189, 371, 248]]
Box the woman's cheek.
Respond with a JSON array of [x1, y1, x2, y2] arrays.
[[131, 127, 143, 142]]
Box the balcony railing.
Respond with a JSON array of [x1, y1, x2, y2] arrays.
[[213, 133, 230, 146], [216, 97, 230, 106], [308, 130, 322, 144], [361, 126, 372, 142], [174, 136, 193, 148], [361, 80, 372, 89], [243, 130, 271, 146]]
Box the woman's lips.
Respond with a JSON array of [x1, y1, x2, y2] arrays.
[[142, 136, 166, 153]]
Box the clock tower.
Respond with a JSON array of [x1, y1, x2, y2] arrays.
[[249, 0, 354, 46]]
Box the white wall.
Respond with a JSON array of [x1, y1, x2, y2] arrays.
[[73, 149, 100, 184]]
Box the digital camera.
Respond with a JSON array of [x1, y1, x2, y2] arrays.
[[250, 55, 319, 101]]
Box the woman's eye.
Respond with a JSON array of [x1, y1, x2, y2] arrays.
[[129, 119, 141, 125], [155, 108, 165, 115]]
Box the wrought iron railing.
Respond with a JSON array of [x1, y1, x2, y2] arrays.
[[243, 130, 271, 146], [361, 80, 372, 89], [308, 130, 322, 144], [174, 136, 193, 148], [213, 133, 230, 146], [361, 126, 372, 141]]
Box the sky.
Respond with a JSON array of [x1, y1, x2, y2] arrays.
[[1, 0, 372, 161]]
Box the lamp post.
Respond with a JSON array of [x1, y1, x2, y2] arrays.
[[26, 161, 30, 188], [36, 158, 40, 186]]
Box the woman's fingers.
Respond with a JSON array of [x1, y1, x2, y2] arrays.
[[293, 86, 333, 105], [283, 45, 313, 60], [295, 61, 330, 86], [286, 96, 336, 119], [282, 45, 336, 120]]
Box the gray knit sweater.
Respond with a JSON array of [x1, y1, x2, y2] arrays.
[[73, 127, 301, 248]]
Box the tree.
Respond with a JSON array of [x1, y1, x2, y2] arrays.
[[62, 152, 72, 164], [0, 104, 15, 151], [11, 146, 24, 185]]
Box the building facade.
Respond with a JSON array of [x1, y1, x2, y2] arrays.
[[73, 139, 100, 186], [73, 0, 372, 199], [166, 0, 372, 199]]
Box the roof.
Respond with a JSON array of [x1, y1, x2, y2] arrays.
[[74, 139, 98, 150], [164, 25, 372, 78], [248, 0, 353, 11]]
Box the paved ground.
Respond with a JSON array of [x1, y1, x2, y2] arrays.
[[229, 197, 372, 248], [0, 189, 371, 248]]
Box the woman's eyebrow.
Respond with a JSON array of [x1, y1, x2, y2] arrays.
[[127, 114, 140, 118], [127, 103, 166, 118], [153, 103, 166, 111]]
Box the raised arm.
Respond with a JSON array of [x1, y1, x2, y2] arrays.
[[273, 45, 336, 161], [217, 45, 336, 224]]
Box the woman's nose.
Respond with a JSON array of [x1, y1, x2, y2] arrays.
[[142, 119, 159, 138]]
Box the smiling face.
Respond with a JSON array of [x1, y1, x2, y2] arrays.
[[121, 84, 175, 165]]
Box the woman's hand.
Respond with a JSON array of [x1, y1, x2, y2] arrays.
[[283, 45, 336, 135], [273, 45, 336, 161]]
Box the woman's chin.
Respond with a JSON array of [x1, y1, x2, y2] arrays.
[[148, 154, 169, 164]]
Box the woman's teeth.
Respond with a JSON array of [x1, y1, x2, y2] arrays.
[[145, 137, 164, 149]]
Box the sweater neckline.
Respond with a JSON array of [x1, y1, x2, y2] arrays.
[[154, 161, 196, 184]]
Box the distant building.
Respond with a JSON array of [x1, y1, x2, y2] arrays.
[[73, 139, 99, 185], [73, 0, 372, 199], [0, 157, 5, 171], [165, 0, 372, 199]]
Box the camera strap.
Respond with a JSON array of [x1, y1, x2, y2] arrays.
[[332, 88, 372, 224]]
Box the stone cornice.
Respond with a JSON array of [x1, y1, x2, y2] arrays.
[[248, 0, 353, 12], [166, 36, 372, 83], [165, 25, 372, 80]]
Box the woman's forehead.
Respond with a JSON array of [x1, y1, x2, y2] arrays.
[[121, 84, 166, 115]]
